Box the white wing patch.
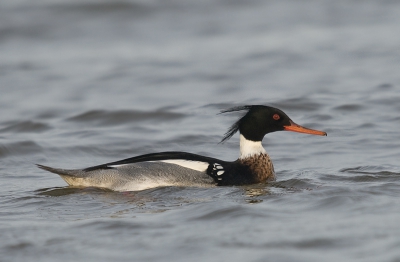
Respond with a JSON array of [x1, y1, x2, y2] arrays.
[[108, 164, 128, 168], [107, 160, 209, 172], [160, 160, 209, 172]]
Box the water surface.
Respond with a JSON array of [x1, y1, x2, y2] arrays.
[[1, 0, 400, 261]]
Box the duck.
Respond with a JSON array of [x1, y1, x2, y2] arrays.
[[37, 105, 327, 191]]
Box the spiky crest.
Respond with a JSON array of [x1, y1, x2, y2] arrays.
[[219, 105, 253, 143]]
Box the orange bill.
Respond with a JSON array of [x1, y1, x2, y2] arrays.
[[284, 120, 327, 136]]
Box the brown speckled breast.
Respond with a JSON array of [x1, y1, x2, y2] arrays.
[[237, 153, 275, 182]]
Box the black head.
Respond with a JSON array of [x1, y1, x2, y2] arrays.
[[220, 105, 326, 143]]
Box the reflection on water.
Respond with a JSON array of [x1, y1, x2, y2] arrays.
[[36, 187, 111, 197]]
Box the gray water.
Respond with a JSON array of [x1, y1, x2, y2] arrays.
[[1, 0, 400, 261]]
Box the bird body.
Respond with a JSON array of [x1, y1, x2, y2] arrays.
[[38, 105, 326, 191]]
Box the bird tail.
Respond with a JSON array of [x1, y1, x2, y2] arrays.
[[36, 164, 79, 177], [36, 164, 88, 187]]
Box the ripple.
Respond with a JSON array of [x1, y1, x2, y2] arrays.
[[201, 103, 237, 111], [287, 237, 341, 249], [333, 104, 364, 111], [271, 178, 321, 191], [66, 109, 185, 126], [339, 166, 400, 183], [48, 1, 154, 16], [272, 97, 323, 111], [357, 122, 376, 128], [222, 236, 345, 250], [375, 83, 393, 90], [308, 114, 333, 121], [0, 121, 50, 133], [192, 205, 246, 221], [0, 141, 43, 158], [76, 220, 145, 231], [341, 166, 400, 175], [4, 242, 34, 251]]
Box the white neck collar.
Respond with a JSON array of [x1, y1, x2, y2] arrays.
[[239, 134, 266, 159]]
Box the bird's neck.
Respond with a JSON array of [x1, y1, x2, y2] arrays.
[[239, 134, 267, 160]]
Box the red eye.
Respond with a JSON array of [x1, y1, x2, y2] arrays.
[[273, 114, 280, 120]]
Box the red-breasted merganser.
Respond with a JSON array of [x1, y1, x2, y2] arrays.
[[37, 105, 327, 191]]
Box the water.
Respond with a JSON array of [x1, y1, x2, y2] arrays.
[[1, 0, 400, 261]]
